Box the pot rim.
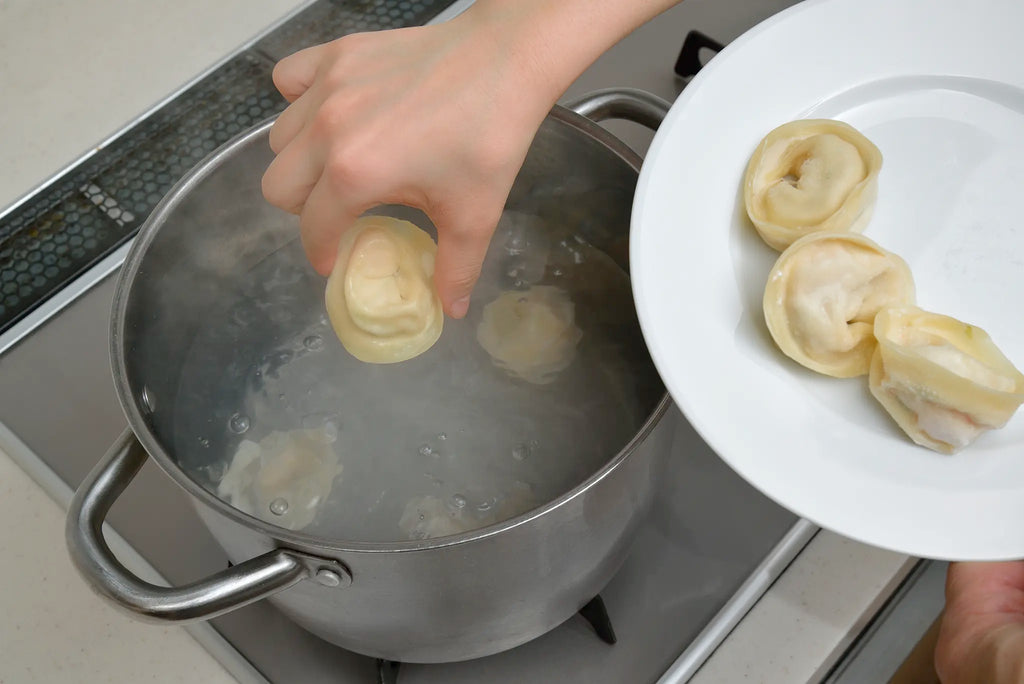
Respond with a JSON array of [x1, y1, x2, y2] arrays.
[[111, 109, 671, 554]]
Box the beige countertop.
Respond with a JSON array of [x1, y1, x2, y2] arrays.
[[0, 1, 304, 682], [0, 0, 913, 682]]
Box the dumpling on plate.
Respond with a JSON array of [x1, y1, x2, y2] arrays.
[[869, 306, 1024, 454], [218, 427, 343, 531], [763, 232, 914, 378], [476, 285, 583, 384], [744, 119, 882, 251], [325, 216, 443, 363]]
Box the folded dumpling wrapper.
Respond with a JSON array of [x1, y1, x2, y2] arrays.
[[476, 285, 583, 385], [763, 232, 915, 378], [745, 119, 883, 251], [398, 483, 537, 540], [325, 216, 443, 363], [869, 306, 1024, 454], [218, 427, 343, 531]]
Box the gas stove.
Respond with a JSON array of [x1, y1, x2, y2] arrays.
[[0, 1, 819, 682]]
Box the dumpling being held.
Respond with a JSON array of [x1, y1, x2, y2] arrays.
[[325, 216, 443, 363], [745, 119, 882, 251], [218, 427, 343, 531], [869, 306, 1024, 454], [763, 232, 914, 378], [476, 285, 582, 384]]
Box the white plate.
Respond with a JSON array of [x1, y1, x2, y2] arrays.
[[631, 0, 1024, 560]]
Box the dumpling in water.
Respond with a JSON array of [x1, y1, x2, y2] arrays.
[[476, 285, 583, 384], [399, 483, 537, 540], [745, 119, 882, 251], [325, 216, 443, 363], [869, 306, 1024, 454], [218, 427, 343, 531], [763, 232, 915, 378]]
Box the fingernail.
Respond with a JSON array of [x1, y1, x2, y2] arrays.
[[450, 296, 470, 319]]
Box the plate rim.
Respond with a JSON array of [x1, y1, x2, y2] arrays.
[[629, 0, 1024, 560]]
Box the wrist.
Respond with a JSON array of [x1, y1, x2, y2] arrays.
[[457, 0, 678, 103]]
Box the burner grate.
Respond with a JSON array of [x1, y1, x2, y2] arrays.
[[0, 0, 454, 336], [374, 594, 617, 682]]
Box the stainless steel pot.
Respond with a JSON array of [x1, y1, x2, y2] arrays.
[[66, 88, 674, 663]]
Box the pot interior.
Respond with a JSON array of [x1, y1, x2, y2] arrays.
[[118, 112, 664, 543]]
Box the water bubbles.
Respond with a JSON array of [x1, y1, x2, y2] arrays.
[[274, 351, 294, 364], [552, 268, 563, 277], [198, 436, 211, 449], [419, 514, 425, 521], [322, 418, 340, 443], [451, 494, 467, 509], [503, 224, 529, 255], [228, 413, 250, 434], [205, 462, 226, 484], [269, 498, 289, 516], [262, 349, 295, 379], [418, 444, 435, 457], [140, 387, 156, 412], [301, 412, 340, 442], [230, 304, 257, 327], [437, 432, 447, 441], [511, 442, 531, 461], [476, 499, 494, 513], [303, 335, 324, 351]]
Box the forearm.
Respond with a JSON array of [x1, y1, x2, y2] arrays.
[[459, 0, 683, 102]]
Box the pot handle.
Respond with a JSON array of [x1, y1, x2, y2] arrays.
[[565, 88, 671, 130], [66, 429, 351, 623]]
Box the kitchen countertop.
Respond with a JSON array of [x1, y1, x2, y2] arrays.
[[0, 0, 915, 681]]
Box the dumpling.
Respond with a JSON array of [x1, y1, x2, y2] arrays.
[[476, 285, 583, 384], [869, 306, 1024, 453], [763, 232, 914, 378], [745, 119, 883, 251], [398, 483, 537, 540], [217, 427, 343, 531], [325, 216, 443, 363]]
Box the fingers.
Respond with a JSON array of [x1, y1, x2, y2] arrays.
[[272, 44, 326, 102], [946, 562, 1024, 611], [432, 206, 500, 319], [261, 127, 326, 214], [299, 174, 365, 276], [269, 91, 314, 154]]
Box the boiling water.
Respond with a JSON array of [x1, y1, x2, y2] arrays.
[[174, 212, 662, 543]]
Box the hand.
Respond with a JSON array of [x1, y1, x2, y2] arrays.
[[261, 0, 684, 319], [261, 10, 558, 319], [935, 561, 1024, 683]]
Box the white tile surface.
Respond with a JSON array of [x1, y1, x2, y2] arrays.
[[690, 531, 914, 683], [0, 1, 306, 681], [0, 444, 238, 683], [0, 0, 306, 210]]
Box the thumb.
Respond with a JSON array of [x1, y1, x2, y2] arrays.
[[432, 209, 500, 319]]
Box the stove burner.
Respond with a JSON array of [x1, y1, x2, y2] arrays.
[[377, 658, 401, 684], [373, 595, 617, 681], [674, 30, 725, 80], [579, 595, 617, 645]]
